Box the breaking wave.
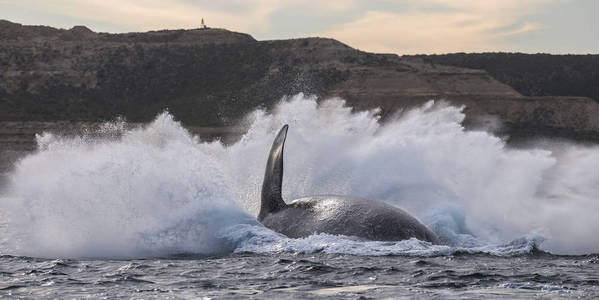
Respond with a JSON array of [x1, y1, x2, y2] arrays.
[[1, 94, 598, 258]]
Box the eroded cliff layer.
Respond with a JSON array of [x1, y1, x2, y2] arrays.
[[1, 20, 599, 143]]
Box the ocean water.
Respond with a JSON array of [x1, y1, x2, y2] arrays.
[[2, 253, 599, 298], [1, 94, 599, 298]]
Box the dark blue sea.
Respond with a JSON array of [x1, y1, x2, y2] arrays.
[[2, 252, 599, 299]]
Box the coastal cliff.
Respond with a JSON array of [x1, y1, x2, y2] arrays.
[[409, 53, 599, 103], [1, 20, 599, 150]]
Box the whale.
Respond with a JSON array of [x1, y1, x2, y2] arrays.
[[258, 125, 440, 244]]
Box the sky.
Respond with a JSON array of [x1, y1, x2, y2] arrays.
[[0, 0, 597, 54]]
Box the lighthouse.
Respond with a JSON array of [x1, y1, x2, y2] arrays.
[[200, 18, 207, 29]]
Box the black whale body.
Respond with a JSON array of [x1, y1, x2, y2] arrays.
[[258, 125, 440, 244]]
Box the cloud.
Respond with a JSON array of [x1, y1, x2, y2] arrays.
[[499, 22, 545, 37], [3, 0, 358, 33], [5, 0, 282, 32], [319, 0, 560, 54], [1, 0, 571, 53]]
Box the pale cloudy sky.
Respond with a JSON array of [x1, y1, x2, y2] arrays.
[[1, 0, 597, 54]]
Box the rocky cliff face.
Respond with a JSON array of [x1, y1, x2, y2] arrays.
[[1, 20, 599, 143], [409, 53, 599, 104]]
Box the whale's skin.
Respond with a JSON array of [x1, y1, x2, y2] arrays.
[[260, 195, 440, 243], [258, 125, 440, 244]]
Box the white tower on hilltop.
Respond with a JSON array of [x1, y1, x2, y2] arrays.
[[200, 18, 207, 29]]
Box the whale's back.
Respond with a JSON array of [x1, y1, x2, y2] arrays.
[[261, 195, 440, 244]]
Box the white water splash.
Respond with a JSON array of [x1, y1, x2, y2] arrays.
[[1, 94, 598, 258], [0, 113, 256, 258], [219, 224, 542, 257]]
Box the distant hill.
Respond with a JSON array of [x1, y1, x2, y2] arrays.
[[2, 20, 599, 143], [409, 53, 599, 103]]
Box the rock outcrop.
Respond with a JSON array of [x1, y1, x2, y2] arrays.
[[409, 53, 599, 104]]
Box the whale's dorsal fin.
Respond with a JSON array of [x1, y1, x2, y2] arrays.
[[258, 125, 288, 221]]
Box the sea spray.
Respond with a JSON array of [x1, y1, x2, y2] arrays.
[[1, 94, 599, 257], [224, 95, 598, 254], [0, 113, 256, 258]]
